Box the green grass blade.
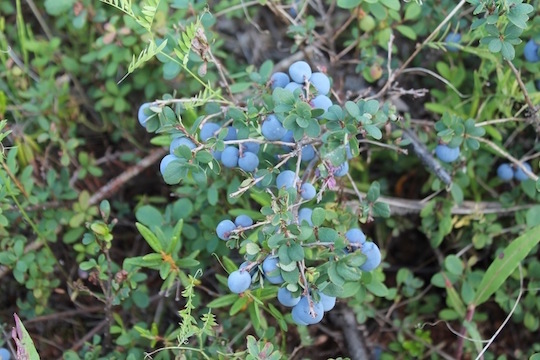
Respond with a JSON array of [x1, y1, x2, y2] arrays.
[[473, 225, 540, 306], [13, 313, 40, 360]]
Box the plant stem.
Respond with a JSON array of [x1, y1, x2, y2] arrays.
[[454, 304, 475, 360]]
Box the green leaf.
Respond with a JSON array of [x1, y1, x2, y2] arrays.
[[366, 181, 380, 202], [450, 183, 464, 204], [473, 225, 540, 306], [45, 0, 76, 15], [444, 273, 466, 317], [404, 4, 421, 20], [372, 202, 391, 218], [396, 25, 417, 40], [500, 41, 515, 60], [207, 294, 238, 308], [365, 278, 389, 297], [526, 206, 540, 228], [230, 82, 252, 93], [444, 255, 464, 275], [230, 296, 249, 315], [288, 243, 304, 261], [311, 208, 326, 226], [176, 258, 200, 268], [337, 0, 362, 9], [136, 205, 164, 228], [507, 4, 533, 29], [136, 223, 163, 253], [345, 101, 360, 119], [364, 124, 382, 140], [13, 313, 40, 360], [488, 38, 502, 53], [318, 227, 339, 243]]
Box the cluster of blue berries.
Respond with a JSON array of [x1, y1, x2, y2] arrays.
[[138, 102, 197, 177], [266, 61, 350, 173], [222, 226, 381, 326], [497, 162, 532, 182], [435, 144, 460, 163]]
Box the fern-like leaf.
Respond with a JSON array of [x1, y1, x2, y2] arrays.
[[99, 0, 136, 18], [139, 0, 160, 31], [100, 0, 161, 32], [174, 21, 199, 66], [117, 39, 168, 84]]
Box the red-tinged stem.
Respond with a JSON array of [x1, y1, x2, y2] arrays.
[[455, 303, 476, 360]]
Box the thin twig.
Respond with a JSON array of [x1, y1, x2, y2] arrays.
[[401, 126, 453, 187], [474, 265, 524, 360], [369, 0, 468, 100], [506, 60, 539, 125], [472, 136, 538, 182], [343, 189, 536, 216], [88, 148, 168, 206]]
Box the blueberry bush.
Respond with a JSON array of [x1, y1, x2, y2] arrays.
[[1, 0, 540, 359]]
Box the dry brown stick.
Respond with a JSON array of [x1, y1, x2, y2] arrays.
[[88, 147, 167, 206], [343, 189, 535, 216], [24, 306, 103, 324], [329, 308, 370, 360], [506, 59, 539, 125], [68, 319, 108, 353]]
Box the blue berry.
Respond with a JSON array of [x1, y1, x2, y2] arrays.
[[241, 141, 260, 154], [212, 150, 222, 161], [302, 145, 316, 162], [445, 32, 461, 52], [221, 146, 239, 168], [170, 137, 196, 154], [224, 126, 238, 141], [137, 102, 153, 127], [319, 292, 336, 311], [300, 183, 316, 200], [298, 208, 313, 226], [514, 162, 532, 181], [276, 170, 299, 189], [309, 72, 331, 95], [333, 162, 349, 177], [536, 80, 540, 91], [291, 309, 308, 325], [497, 163, 514, 182], [235, 214, 253, 228], [345, 228, 366, 246], [277, 287, 301, 307], [238, 151, 259, 172], [262, 256, 284, 284], [200, 122, 220, 142], [216, 219, 237, 240], [310, 95, 333, 112], [281, 130, 294, 143], [262, 114, 287, 141], [160, 154, 179, 175], [435, 144, 460, 163], [228, 270, 252, 293], [0, 348, 10, 360], [284, 81, 303, 94], [289, 61, 312, 83], [291, 296, 324, 325], [524, 39, 540, 63], [360, 242, 382, 271], [271, 72, 290, 89]]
